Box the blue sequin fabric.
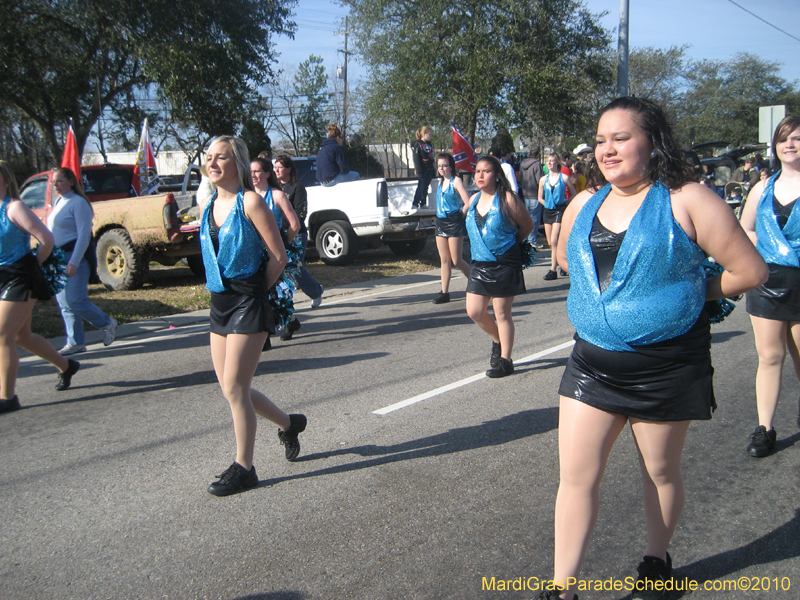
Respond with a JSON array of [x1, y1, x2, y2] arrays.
[[755, 171, 800, 267], [0, 195, 31, 266], [543, 174, 566, 209], [566, 182, 707, 352], [436, 177, 463, 218], [200, 189, 265, 293], [262, 187, 283, 232], [466, 193, 517, 261]]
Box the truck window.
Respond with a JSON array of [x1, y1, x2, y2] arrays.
[[20, 178, 48, 209], [84, 169, 133, 196]]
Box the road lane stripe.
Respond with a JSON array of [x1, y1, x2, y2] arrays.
[[319, 277, 461, 307], [373, 339, 575, 415]]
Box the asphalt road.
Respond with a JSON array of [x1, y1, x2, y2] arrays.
[[1, 259, 799, 600]]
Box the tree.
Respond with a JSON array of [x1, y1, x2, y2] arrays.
[[294, 56, 330, 154], [679, 53, 800, 146], [0, 0, 295, 162], [346, 0, 611, 144]]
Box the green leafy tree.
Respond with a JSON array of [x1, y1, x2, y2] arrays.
[[294, 55, 330, 154], [240, 119, 273, 159], [0, 0, 295, 162], [346, 0, 611, 144], [679, 53, 800, 145]]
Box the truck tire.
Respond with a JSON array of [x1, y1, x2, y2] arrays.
[[96, 228, 149, 291], [387, 238, 427, 256], [316, 220, 359, 265], [186, 254, 206, 278]]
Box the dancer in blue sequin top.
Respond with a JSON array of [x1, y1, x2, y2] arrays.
[[740, 114, 800, 459], [432, 153, 471, 305], [200, 136, 307, 497], [464, 156, 533, 378], [531, 98, 767, 600], [0, 161, 76, 413], [538, 153, 576, 281]]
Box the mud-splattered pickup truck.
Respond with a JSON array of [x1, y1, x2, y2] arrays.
[[20, 164, 202, 291]]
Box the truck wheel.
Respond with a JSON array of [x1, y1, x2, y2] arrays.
[[96, 228, 149, 291], [316, 220, 359, 265], [186, 255, 206, 278], [387, 238, 427, 256]]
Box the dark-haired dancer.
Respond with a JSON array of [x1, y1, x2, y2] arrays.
[[0, 161, 77, 413], [535, 98, 767, 600], [740, 114, 800, 457], [465, 156, 533, 378], [432, 153, 471, 304]]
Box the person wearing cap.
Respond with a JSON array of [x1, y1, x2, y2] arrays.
[[731, 157, 759, 187], [573, 143, 594, 163]]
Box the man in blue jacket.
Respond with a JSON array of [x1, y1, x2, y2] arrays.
[[316, 125, 360, 186]]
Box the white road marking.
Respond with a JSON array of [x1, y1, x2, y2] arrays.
[[373, 339, 575, 415], [319, 276, 462, 307]]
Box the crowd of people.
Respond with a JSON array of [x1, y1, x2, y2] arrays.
[[1, 105, 798, 599]]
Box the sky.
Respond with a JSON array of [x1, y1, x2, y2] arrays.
[[275, 0, 800, 87]]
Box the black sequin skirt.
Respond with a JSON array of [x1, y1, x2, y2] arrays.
[[0, 253, 51, 302], [746, 263, 800, 322], [543, 206, 566, 224], [210, 268, 275, 335], [435, 211, 467, 237], [558, 313, 716, 422], [466, 243, 525, 298]]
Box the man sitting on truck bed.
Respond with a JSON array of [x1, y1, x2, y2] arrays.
[[316, 125, 360, 187]]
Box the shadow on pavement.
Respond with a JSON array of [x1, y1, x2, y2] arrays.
[[262, 407, 558, 488]]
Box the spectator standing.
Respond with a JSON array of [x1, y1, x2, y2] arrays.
[[488, 147, 520, 194], [48, 167, 117, 356], [411, 126, 436, 208], [316, 125, 359, 187], [732, 157, 759, 187], [518, 147, 545, 248]]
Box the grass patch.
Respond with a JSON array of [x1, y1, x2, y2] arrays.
[[32, 238, 444, 339]]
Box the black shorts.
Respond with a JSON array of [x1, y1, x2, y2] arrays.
[[746, 263, 800, 322], [466, 243, 525, 298], [0, 253, 51, 302], [210, 268, 274, 335], [558, 314, 716, 422], [435, 211, 467, 238], [543, 206, 566, 224]]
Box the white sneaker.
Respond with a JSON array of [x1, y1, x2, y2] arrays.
[[311, 286, 323, 309], [103, 318, 117, 346], [59, 343, 86, 356]]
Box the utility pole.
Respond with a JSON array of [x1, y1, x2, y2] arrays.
[[336, 16, 352, 138], [617, 0, 630, 97]]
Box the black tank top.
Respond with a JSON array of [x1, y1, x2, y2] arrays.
[[773, 196, 797, 230], [590, 215, 627, 292]]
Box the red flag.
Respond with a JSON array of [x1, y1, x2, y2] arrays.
[[451, 124, 477, 173], [61, 122, 82, 186]]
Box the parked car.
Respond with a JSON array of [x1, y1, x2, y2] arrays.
[[691, 141, 768, 187]]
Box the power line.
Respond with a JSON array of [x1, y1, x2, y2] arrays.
[[725, 0, 800, 44]]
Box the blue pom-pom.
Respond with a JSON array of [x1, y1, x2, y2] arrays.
[[701, 258, 736, 324], [520, 240, 537, 269], [269, 273, 296, 329], [32, 246, 68, 294]]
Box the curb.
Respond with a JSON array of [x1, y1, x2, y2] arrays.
[[42, 268, 445, 349]]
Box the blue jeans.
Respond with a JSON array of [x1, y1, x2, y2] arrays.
[[56, 253, 111, 346], [294, 233, 323, 300], [320, 171, 360, 187], [413, 171, 435, 206], [527, 201, 543, 244]]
